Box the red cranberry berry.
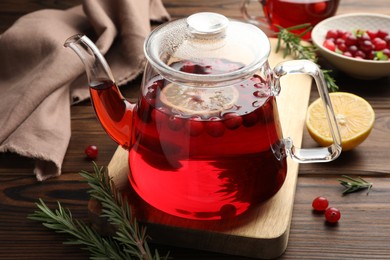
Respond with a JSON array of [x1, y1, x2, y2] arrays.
[[337, 42, 347, 52], [242, 112, 258, 127], [343, 51, 353, 58], [355, 50, 366, 59], [85, 145, 98, 159], [347, 45, 358, 55], [366, 30, 378, 40], [181, 61, 196, 73], [167, 115, 184, 131], [383, 35, 390, 46], [312, 196, 329, 211], [223, 112, 243, 130], [325, 29, 338, 39], [205, 118, 226, 137], [360, 40, 374, 53], [377, 29, 389, 39], [345, 34, 357, 46], [220, 204, 237, 220], [187, 117, 204, 137], [323, 39, 336, 52], [337, 29, 347, 39], [325, 207, 341, 223], [373, 37, 387, 51], [312, 2, 326, 14]]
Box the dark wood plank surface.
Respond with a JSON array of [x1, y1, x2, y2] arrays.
[[1, 0, 390, 259]]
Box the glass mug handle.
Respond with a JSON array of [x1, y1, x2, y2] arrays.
[[241, 0, 268, 27], [273, 60, 342, 163]]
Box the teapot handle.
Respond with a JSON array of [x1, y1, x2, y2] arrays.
[[273, 60, 342, 163]]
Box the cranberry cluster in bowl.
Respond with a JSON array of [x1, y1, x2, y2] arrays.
[[312, 13, 390, 79], [323, 29, 389, 60]]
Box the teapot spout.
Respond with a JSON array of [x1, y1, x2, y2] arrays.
[[65, 34, 115, 87], [64, 34, 134, 149]]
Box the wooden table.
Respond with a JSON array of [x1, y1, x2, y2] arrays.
[[1, 0, 390, 259]]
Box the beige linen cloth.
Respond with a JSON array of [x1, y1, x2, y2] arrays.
[[0, 0, 170, 181]]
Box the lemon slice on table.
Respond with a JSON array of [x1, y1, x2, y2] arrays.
[[160, 83, 239, 116], [306, 92, 375, 151]]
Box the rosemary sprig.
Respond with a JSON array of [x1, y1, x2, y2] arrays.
[[338, 175, 373, 195], [29, 163, 166, 260], [29, 199, 133, 259], [275, 23, 339, 92]]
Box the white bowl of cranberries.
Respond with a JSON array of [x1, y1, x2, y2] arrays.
[[312, 13, 390, 79]]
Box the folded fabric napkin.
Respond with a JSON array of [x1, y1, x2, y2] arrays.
[[0, 0, 170, 181]]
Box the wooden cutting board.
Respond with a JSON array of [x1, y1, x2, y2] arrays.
[[103, 38, 312, 259]]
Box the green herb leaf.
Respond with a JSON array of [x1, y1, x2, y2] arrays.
[[354, 29, 366, 38], [375, 51, 388, 61], [29, 162, 168, 260], [338, 175, 373, 195]]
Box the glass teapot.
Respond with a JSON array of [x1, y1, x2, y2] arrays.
[[65, 12, 341, 220]]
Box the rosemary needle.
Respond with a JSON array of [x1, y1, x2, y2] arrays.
[[338, 175, 373, 195]]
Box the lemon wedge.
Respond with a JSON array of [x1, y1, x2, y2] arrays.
[[160, 83, 239, 116], [306, 92, 375, 151]]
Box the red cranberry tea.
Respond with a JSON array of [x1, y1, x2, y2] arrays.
[[89, 82, 134, 149], [127, 58, 287, 220], [263, 0, 339, 39]]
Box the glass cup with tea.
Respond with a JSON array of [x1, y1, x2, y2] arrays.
[[241, 0, 340, 39]]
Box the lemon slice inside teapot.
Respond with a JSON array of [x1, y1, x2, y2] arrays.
[[160, 83, 239, 117]]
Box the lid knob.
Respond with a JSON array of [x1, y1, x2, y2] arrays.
[[186, 12, 229, 35]]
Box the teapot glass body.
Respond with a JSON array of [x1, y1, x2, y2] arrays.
[[65, 13, 341, 220]]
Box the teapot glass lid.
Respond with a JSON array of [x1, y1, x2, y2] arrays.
[[144, 12, 270, 85]]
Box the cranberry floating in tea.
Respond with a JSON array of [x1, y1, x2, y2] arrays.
[[65, 12, 341, 220]]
